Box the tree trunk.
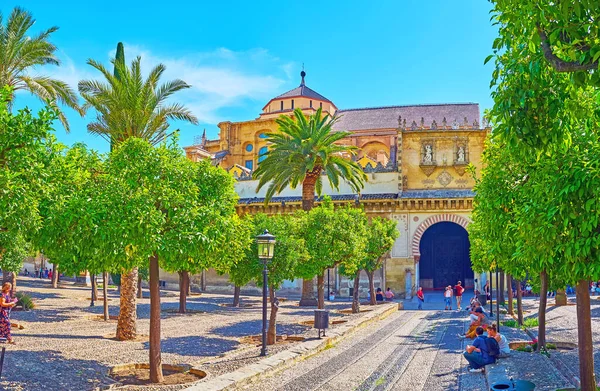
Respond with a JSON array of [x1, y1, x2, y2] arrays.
[[317, 273, 325, 309], [51, 264, 58, 288], [499, 272, 505, 304], [516, 279, 524, 326], [103, 272, 109, 321], [137, 274, 143, 299], [149, 253, 164, 383], [576, 279, 596, 390], [178, 271, 188, 314], [301, 174, 317, 212], [507, 274, 514, 316], [116, 267, 138, 341], [352, 271, 361, 314], [267, 287, 278, 345], [3, 271, 16, 295], [233, 285, 241, 307], [537, 270, 548, 352], [555, 289, 567, 306], [91, 274, 98, 301], [200, 270, 206, 292], [367, 270, 376, 305], [299, 278, 317, 307]]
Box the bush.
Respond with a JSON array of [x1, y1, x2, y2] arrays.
[[546, 343, 557, 350], [523, 317, 539, 328], [15, 292, 35, 310], [502, 319, 519, 328]]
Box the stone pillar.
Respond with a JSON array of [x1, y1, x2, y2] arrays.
[[405, 269, 412, 299]]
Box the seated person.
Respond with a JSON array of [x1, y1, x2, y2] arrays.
[[384, 287, 394, 301], [487, 324, 510, 358], [469, 297, 481, 312], [464, 326, 495, 372], [375, 288, 384, 301], [461, 307, 489, 339]]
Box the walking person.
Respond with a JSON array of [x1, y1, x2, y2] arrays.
[[417, 286, 424, 310], [0, 282, 17, 344], [444, 285, 453, 310], [454, 280, 464, 310]]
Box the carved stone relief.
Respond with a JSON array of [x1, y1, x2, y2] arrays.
[[437, 170, 453, 187]]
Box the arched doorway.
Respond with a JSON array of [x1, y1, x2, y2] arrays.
[[418, 222, 472, 290]]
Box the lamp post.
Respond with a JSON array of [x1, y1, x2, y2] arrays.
[[256, 229, 276, 357], [496, 266, 500, 332], [489, 270, 493, 317]]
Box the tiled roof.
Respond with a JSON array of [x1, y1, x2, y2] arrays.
[[400, 189, 475, 199], [332, 103, 480, 131], [275, 84, 332, 103], [238, 193, 398, 205], [214, 150, 229, 159]]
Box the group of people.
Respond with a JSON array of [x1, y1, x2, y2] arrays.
[[443, 281, 465, 310], [367, 287, 396, 302]]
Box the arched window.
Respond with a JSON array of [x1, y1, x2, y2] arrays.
[[258, 133, 268, 139], [258, 146, 268, 163], [245, 143, 253, 152]]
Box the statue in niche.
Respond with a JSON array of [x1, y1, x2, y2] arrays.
[[457, 146, 465, 163], [423, 144, 433, 163]]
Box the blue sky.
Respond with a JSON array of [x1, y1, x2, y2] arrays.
[[4, 0, 497, 153]]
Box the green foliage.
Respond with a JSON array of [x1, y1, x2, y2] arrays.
[[253, 107, 366, 203], [0, 7, 81, 130], [15, 291, 35, 310], [79, 52, 198, 146], [103, 137, 238, 275], [229, 213, 305, 290], [0, 86, 58, 272], [360, 217, 399, 274], [523, 317, 539, 329], [502, 319, 519, 328], [490, 0, 600, 86], [298, 199, 368, 279]]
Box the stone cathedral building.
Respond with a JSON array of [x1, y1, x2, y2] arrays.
[[179, 72, 490, 298]]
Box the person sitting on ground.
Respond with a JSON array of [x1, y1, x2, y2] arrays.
[[375, 288, 384, 302], [464, 326, 496, 372], [444, 285, 453, 310], [486, 324, 511, 358], [525, 283, 533, 296], [469, 296, 481, 312], [384, 287, 394, 301], [461, 307, 490, 339]]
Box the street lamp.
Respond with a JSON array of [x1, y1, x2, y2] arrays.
[[256, 229, 276, 357]]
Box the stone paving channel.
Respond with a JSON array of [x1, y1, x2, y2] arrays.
[[239, 310, 489, 391]]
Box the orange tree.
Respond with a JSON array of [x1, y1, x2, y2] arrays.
[[102, 137, 237, 383]]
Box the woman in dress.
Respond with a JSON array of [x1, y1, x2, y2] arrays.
[[0, 282, 17, 344]]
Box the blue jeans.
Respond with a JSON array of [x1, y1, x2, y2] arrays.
[[418, 298, 424, 309], [445, 297, 451, 308], [464, 351, 487, 369]]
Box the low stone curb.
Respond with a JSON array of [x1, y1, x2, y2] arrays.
[[182, 302, 400, 391]]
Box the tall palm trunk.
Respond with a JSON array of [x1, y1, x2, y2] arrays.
[[116, 267, 138, 341], [575, 279, 596, 391], [233, 285, 241, 307], [555, 289, 567, 306], [267, 287, 279, 345], [317, 273, 325, 309], [367, 270, 376, 305], [149, 253, 164, 383], [351, 271, 361, 313], [537, 270, 548, 351], [299, 174, 318, 307], [51, 264, 58, 288], [507, 274, 514, 316]]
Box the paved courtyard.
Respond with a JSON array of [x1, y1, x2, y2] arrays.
[[0, 277, 372, 391], [1, 278, 599, 391]]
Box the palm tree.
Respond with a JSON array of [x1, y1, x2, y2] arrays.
[[0, 7, 81, 130], [254, 107, 366, 306], [78, 46, 198, 344]]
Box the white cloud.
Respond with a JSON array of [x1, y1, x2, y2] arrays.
[[46, 44, 294, 124]]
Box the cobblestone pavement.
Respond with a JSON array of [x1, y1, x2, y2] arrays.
[[0, 277, 377, 391], [240, 310, 490, 391]]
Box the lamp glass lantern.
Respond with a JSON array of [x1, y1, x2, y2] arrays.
[[256, 230, 276, 261]]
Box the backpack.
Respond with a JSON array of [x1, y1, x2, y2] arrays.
[[486, 337, 500, 359]]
